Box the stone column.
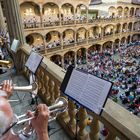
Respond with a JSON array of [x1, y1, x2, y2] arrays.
[[59, 11, 62, 26], [0, 2, 5, 31], [61, 56, 64, 68], [60, 33, 63, 49], [39, 4, 43, 27], [3, 0, 25, 45], [86, 9, 88, 23]]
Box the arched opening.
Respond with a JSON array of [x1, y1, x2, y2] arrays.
[[20, 2, 40, 28], [114, 39, 120, 50], [61, 3, 74, 23], [50, 55, 62, 67], [64, 51, 75, 69], [115, 24, 121, 33], [46, 31, 61, 48], [117, 6, 123, 17], [132, 34, 140, 42], [76, 4, 87, 23], [77, 28, 87, 42], [88, 26, 101, 39], [128, 22, 132, 31], [122, 23, 128, 32], [87, 44, 101, 62], [76, 48, 86, 64], [103, 41, 113, 51], [135, 8, 140, 17], [104, 25, 114, 36], [129, 7, 135, 17], [127, 35, 131, 44], [63, 29, 75, 46], [121, 37, 126, 45], [42, 3, 59, 25], [26, 33, 44, 46], [124, 7, 129, 17], [108, 6, 116, 18], [133, 22, 140, 31]]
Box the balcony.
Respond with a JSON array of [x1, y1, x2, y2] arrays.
[[19, 45, 140, 140], [34, 30, 139, 56], [23, 16, 140, 30]]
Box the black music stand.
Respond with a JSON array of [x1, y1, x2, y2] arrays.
[[60, 65, 113, 139], [24, 51, 43, 105]]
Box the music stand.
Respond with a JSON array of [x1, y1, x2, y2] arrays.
[[60, 66, 113, 139], [24, 51, 43, 105]]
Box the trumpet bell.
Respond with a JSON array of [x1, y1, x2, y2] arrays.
[[49, 97, 68, 112]]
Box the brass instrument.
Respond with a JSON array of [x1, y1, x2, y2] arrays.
[[11, 97, 68, 135], [0, 82, 38, 92], [0, 60, 13, 69]]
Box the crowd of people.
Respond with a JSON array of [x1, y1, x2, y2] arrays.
[[0, 31, 10, 74], [77, 43, 140, 116], [23, 16, 40, 28]]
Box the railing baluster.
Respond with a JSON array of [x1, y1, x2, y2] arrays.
[[89, 116, 100, 140], [54, 84, 60, 100], [78, 107, 89, 140], [48, 79, 55, 105], [44, 75, 50, 100], [68, 100, 76, 128]]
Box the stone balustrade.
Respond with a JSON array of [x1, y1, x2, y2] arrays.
[[19, 45, 140, 140], [23, 16, 140, 30]]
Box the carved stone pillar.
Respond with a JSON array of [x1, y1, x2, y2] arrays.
[[59, 9, 62, 26], [0, 2, 5, 31], [89, 116, 99, 140], [48, 79, 55, 105], [68, 100, 76, 128], [3, 0, 25, 45], [54, 84, 60, 100], [39, 4, 43, 27], [78, 108, 88, 140]]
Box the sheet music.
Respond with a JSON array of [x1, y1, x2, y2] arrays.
[[65, 69, 88, 100], [63, 68, 112, 115], [11, 39, 20, 53], [80, 74, 112, 114], [25, 52, 43, 74]]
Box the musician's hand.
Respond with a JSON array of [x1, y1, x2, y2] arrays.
[[1, 80, 13, 99], [27, 104, 50, 140]]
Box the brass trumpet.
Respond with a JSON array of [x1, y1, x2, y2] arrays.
[[11, 97, 68, 135], [0, 60, 13, 69], [0, 60, 11, 65], [0, 82, 38, 92]]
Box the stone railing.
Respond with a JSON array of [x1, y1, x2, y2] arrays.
[[23, 16, 140, 30], [19, 45, 140, 140]]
